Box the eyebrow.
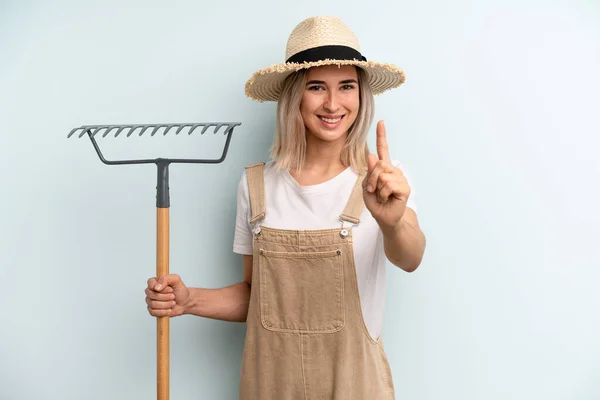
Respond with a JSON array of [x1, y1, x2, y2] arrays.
[[306, 79, 358, 85]]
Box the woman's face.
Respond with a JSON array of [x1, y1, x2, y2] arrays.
[[300, 65, 360, 144]]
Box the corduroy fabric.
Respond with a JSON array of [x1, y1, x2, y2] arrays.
[[239, 163, 395, 400], [245, 162, 266, 224]]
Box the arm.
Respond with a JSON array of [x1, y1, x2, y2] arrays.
[[362, 122, 426, 273], [183, 255, 253, 322], [380, 207, 426, 273]]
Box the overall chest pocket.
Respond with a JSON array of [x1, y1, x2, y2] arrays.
[[258, 248, 345, 334]]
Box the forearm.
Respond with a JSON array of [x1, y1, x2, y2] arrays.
[[381, 209, 426, 272], [183, 282, 251, 322]]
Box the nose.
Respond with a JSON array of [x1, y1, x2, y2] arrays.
[[323, 90, 340, 113]]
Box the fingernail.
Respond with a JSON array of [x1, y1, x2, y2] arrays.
[[368, 185, 373, 192], [155, 284, 162, 291]]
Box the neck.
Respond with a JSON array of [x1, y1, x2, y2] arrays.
[[289, 131, 348, 185], [305, 130, 347, 168]]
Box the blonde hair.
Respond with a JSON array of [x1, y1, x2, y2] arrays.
[[270, 66, 374, 174]]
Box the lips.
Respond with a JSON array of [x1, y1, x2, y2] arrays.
[[316, 114, 345, 130], [318, 115, 344, 123]]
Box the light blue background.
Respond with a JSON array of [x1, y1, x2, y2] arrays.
[[1, 1, 599, 399]]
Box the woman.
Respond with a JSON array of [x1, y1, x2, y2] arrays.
[[145, 16, 426, 399]]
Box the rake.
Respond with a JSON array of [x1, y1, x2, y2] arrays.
[[68, 122, 242, 400]]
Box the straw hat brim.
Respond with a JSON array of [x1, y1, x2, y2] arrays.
[[245, 59, 406, 102]]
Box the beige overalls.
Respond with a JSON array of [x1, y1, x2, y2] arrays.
[[239, 162, 395, 400]]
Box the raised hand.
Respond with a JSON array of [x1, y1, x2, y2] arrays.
[[362, 120, 411, 231]]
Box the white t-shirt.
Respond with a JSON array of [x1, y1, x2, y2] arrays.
[[233, 160, 417, 341]]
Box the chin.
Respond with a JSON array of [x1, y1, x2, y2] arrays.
[[311, 130, 347, 142]]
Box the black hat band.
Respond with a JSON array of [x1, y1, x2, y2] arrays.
[[286, 45, 367, 64]]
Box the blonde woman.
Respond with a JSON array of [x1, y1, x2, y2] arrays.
[[145, 16, 426, 399]]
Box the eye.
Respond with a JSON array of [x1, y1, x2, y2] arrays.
[[307, 85, 325, 91], [341, 84, 356, 90]]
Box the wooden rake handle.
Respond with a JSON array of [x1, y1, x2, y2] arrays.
[[157, 208, 170, 400]]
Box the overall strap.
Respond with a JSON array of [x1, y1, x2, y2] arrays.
[[245, 162, 266, 224], [339, 173, 366, 225]]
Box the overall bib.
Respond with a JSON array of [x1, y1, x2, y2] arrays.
[[239, 162, 395, 400]]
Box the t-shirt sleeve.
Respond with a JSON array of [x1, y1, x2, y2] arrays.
[[233, 170, 254, 255], [393, 160, 418, 213]]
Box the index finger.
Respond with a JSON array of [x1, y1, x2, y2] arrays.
[[147, 277, 173, 292], [376, 120, 391, 162]]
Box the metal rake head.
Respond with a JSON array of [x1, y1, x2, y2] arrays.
[[67, 122, 241, 165], [68, 122, 242, 208]]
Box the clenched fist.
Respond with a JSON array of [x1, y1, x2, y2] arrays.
[[145, 274, 190, 317]]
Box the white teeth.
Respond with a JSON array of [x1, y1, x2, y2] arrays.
[[320, 117, 342, 123]]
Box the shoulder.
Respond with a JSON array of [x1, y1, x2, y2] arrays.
[[243, 160, 276, 173], [238, 160, 278, 192], [248, 160, 285, 184]]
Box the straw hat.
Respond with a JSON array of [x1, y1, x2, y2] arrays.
[[245, 16, 406, 102]]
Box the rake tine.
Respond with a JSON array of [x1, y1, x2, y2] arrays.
[[114, 126, 128, 137], [150, 125, 162, 136], [127, 126, 141, 137], [224, 125, 235, 135], [189, 124, 204, 135], [163, 125, 177, 136], [138, 125, 152, 136], [90, 127, 104, 138], [152, 125, 172, 136], [78, 127, 90, 138], [225, 123, 241, 136], [83, 127, 95, 137], [102, 127, 116, 138], [176, 124, 191, 135], [214, 124, 226, 134], [67, 127, 80, 138], [96, 126, 105, 137], [201, 124, 213, 134]]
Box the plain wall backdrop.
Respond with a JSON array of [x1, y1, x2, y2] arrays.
[[1, 0, 599, 399]]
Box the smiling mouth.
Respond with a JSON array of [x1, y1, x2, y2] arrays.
[[318, 115, 345, 123]]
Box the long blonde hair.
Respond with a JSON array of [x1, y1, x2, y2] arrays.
[[270, 66, 374, 174]]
